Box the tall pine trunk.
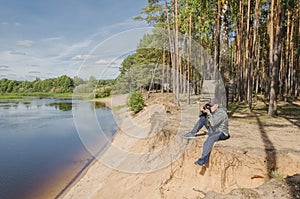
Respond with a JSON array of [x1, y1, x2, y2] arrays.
[[268, 0, 285, 116], [268, 0, 276, 116], [187, 15, 192, 104], [245, 0, 252, 111], [214, 0, 221, 77]]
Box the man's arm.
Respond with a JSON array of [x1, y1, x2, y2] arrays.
[[207, 108, 226, 127]]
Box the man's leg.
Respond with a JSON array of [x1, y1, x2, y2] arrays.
[[182, 116, 207, 139], [190, 116, 208, 134], [194, 131, 222, 165]]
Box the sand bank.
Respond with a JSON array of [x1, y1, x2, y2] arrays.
[[60, 96, 300, 199]]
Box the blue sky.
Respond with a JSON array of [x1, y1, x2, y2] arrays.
[[0, 0, 149, 80]]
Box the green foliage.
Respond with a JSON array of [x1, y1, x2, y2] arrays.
[[117, 32, 167, 93], [0, 92, 73, 99], [0, 94, 23, 99], [127, 91, 145, 114], [0, 76, 75, 94], [270, 170, 284, 179], [94, 86, 112, 98], [0, 76, 115, 98], [57, 75, 74, 93]]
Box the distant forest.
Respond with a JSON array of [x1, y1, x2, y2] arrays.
[[0, 75, 114, 98]]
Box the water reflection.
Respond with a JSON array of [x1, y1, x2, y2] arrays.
[[46, 102, 73, 111], [0, 101, 19, 109], [73, 100, 118, 163], [22, 101, 31, 105], [91, 101, 106, 109]]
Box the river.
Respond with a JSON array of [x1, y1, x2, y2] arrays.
[[0, 98, 117, 199]]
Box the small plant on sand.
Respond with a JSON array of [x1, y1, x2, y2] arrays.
[[270, 170, 284, 179], [127, 91, 145, 114]]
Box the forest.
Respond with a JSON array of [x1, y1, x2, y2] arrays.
[[0, 75, 75, 94], [117, 0, 300, 116], [0, 75, 114, 99]]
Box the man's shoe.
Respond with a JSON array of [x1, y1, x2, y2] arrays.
[[182, 132, 196, 139], [194, 159, 207, 166]]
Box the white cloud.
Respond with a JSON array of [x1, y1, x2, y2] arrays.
[[95, 59, 112, 65], [0, 17, 148, 80], [42, 36, 63, 41], [16, 40, 34, 47], [1, 22, 22, 26], [14, 22, 22, 27], [6, 74, 16, 77], [28, 71, 40, 74], [90, 18, 148, 41], [9, 51, 26, 55], [0, 65, 9, 68], [71, 54, 92, 61], [56, 39, 92, 60]]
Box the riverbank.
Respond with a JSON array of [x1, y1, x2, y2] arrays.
[[0, 92, 73, 99], [59, 94, 300, 198], [89, 94, 128, 108], [56, 94, 130, 198]]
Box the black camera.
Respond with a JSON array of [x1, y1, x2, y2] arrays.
[[199, 103, 212, 117]]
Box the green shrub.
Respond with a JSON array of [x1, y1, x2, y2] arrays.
[[127, 91, 145, 113], [94, 86, 112, 98], [270, 170, 284, 179]]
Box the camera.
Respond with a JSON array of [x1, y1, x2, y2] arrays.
[[199, 103, 212, 117]]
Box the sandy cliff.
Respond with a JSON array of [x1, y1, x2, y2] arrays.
[[61, 95, 300, 199]]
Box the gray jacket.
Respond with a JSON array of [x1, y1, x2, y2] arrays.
[[207, 107, 228, 136]]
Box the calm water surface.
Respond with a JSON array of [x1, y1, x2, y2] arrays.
[[0, 99, 117, 199]]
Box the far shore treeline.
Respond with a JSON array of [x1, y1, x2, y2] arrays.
[[0, 75, 114, 99]]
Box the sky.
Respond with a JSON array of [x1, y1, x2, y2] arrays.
[[0, 0, 150, 80]]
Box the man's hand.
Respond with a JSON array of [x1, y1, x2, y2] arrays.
[[210, 104, 218, 113], [200, 105, 211, 115], [202, 108, 211, 115], [201, 104, 218, 116]]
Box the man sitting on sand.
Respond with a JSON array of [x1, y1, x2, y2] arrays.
[[182, 99, 230, 166]]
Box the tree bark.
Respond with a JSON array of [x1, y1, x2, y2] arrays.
[[214, 0, 221, 77], [268, 0, 285, 116]]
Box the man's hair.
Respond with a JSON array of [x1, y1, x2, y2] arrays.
[[208, 98, 217, 106]]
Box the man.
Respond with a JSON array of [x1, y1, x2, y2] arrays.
[[182, 99, 230, 166]]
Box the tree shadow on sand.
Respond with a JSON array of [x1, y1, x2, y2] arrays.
[[255, 116, 277, 179], [279, 102, 300, 129], [285, 174, 300, 198], [278, 102, 300, 198], [256, 111, 300, 198]]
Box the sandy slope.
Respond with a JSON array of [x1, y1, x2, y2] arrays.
[[61, 95, 300, 199]]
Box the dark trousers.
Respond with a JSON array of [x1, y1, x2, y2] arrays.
[[191, 116, 229, 163]]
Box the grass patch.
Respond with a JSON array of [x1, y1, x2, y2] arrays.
[[0, 94, 23, 99], [0, 92, 73, 99], [277, 103, 300, 116], [227, 103, 248, 112], [270, 170, 284, 179], [228, 100, 300, 117], [252, 102, 268, 112]]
